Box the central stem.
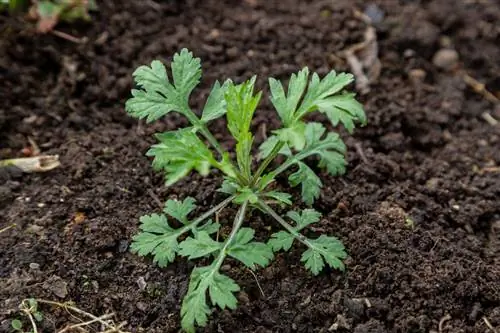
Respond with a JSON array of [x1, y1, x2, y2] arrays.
[[251, 141, 285, 187], [213, 200, 248, 270]]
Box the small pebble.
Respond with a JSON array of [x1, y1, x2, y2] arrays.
[[432, 49, 459, 71], [29, 263, 40, 270], [137, 276, 147, 291], [136, 301, 147, 311], [364, 4, 384, 24]]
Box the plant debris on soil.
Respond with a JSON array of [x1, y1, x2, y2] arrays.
[[1, 1, 499, 332]]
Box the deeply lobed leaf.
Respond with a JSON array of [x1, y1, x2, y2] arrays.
[[227, 228, 274, 269], [147, 129, 217, 186], [301, 235, 347, 275], [181, 265, 240, 332], [125, 49, 202, 122]]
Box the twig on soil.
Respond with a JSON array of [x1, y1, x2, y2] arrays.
[[147, 189, 164, 209], [462, 73, 499, 104], [0, 223, 16, 234], [481, 112, 498, 126], [20, 301, 39, 333], [354, 143, 370, 164], [58, 313, 114, 333], [31, 299, 130, 333], [339, 10, 381, 95], [483, 316, 499, 333], [50, 29, 87, 44], [246, 268, 265, 298], [438, 314, 451, 333]]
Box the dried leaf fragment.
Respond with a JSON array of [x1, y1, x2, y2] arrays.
[[0, 155, 60, 173]]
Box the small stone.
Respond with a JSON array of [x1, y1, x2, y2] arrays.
[[136, 301, 147, 311], [237, 291, 250, 305], [117, 240, 129, 253], [432, 49, 459, 71], [29, 263, 40, 270], [226, 47, 239, 59], [328, 314, 350, 331], [408, 69, 427, 82], [136, 276, 147, 291], [364, 4, 384, 24]]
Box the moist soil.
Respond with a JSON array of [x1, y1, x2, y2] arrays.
[[1, 1, 499, 332]]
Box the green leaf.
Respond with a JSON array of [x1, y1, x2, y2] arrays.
[[301, 235, 346, 275], [268, 67, 309, 126], [126, 60, 177, 122], [201, 80, 231, 122], [196, 219, 221, 235], [147, 129, 217, 186], [11, 319, 22, 330], [181, 265, 239, 332], [294, 71, 354, 121], [236, 131, 253, 180], [33, 311, 43, 322], [164, 197, 196, 224], [130, 214, 179, 267], [268, 231, 294, 252], [225, 76, 261, 141], [228, 228, 274, 269], [263, 191, 292, 205], [126, 49, 201, 122], [287, 209, 321, 230], [302, 122, 347, 176], [219, 177, 240, 195], [233, 187, 259, 204], [258, 135, 279, 160], [171, 49, 202, 104], [269, 209, 321, 251], [289, 162, 322, 205], [316, 93, 366, 133], [274, 122, 306, 151], [284, 122, 346, 202], [179, 231, 222, 259]]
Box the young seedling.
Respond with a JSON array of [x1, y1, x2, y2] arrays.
[[0, 0, 97, 33], [126, 49, 366, 332]]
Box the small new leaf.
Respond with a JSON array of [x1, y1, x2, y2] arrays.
[[130, 213, 179, 267], [301, 235, 347, 275], [263, 191, 292, 205], [269, 209, 321, 252], [179, 231, 222, 259], [228, 228, 274, 269], [164, 197, 196, 224], [201, 80, 231, 122], [289, 162, 322, 205], [225, 77, 261, 141], [287, 209, 321, 229], [316, 93, 366, 133], [268, 67, 309, 126], [147, 129, 216, 186]]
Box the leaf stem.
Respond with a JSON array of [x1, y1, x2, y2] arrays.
[[251, 141, 285, 187], [182, 107, 246, 184], [261, 147, 320, 184], [212, 200, 248, 270], [179, 195, 236, 235], [257, 200, 310, 247]]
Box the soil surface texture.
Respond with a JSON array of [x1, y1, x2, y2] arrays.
[[1, 1, 499, 332]]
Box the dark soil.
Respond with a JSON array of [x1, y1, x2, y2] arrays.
[[1, 0, 499, 332]]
